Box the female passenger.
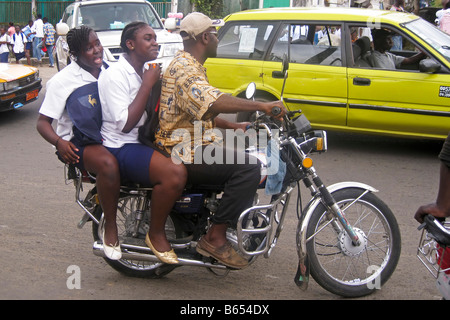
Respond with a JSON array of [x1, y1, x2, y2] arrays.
[[37, 26, 122, 260], [98, 22, 186, 264]]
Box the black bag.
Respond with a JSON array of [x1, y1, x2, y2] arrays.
[[138, 79, 169, 157]]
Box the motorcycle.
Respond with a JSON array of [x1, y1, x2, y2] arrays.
[[66, 60, 401, 298], [417, 215, 450, 299]]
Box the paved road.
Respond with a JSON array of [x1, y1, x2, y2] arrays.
[[0, 65, 446, 301]]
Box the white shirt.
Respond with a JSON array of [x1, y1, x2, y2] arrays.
[[99, 55, 147, 148], [31, 18, 44, 38], [39, 62, 100, 141], [0, 33, 10, 54], [369, 50, 405, 70], [10, 32, 27, 53]]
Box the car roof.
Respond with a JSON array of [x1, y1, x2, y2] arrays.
[[224, 7, 420, 25], [76, 0, 149, 5]]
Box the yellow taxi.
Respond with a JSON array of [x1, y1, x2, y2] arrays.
[[0, 63, 42, 112], [205, 7, 450, 139]]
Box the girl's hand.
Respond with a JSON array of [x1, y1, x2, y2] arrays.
[[143, 63, 161, 86], [56, 139, 80, 164]]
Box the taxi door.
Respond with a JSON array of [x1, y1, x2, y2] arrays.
[[347, 24, 450, 139], [262, 23, 348, 129]]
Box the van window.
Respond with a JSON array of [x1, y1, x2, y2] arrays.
[[78, 2, 162, 31], [62, 4, 75, 28], [269, 24, 342, 66], [217, 22, 276, 60]]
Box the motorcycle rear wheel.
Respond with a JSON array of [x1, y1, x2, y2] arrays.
[[304, 187, 401, 297], [91, 195, 178, 278]]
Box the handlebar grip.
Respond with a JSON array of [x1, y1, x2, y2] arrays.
[[271, 106, 281, 116]]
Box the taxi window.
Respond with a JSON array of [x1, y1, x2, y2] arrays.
[[349, 24, 434, 72], [269, 24, 342, 66], [217, 22, 276, 60]]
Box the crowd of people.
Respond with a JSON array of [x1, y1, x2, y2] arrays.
[[0, 14, 55, 66]]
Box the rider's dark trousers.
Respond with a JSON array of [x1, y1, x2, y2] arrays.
[[184, 145, 261, 227]]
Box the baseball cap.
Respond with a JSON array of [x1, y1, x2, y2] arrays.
[[180, 12, 224, 40]]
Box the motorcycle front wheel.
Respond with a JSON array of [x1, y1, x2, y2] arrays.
[[304, 187, 401, 297], [92, 195, 178, 278]]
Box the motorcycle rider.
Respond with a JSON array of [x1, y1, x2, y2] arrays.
[[154, 12, 286, 269]]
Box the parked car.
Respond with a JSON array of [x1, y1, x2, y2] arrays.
[[205, 7, 450, 139], [54, 0, 183, 71], [0, 63, 42, 112]]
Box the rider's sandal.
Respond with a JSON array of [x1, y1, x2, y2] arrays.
[[145, 233, 179, 264], [102, 229, 122, 260]]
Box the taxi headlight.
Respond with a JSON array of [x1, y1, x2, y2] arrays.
[[1, 79, 20, 92]]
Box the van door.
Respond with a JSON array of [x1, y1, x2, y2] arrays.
[[262, 23, 348, 129]]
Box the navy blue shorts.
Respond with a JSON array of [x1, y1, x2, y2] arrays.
[[14, 51, 26, 61], [107, 143, 154, 186]]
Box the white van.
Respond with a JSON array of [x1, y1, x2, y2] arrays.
[[54, 0, 183, 71]]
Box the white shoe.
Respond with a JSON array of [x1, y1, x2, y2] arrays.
[[102, 228, 122, 260]]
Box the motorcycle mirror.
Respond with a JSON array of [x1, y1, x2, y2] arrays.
[[282, 53, 289, 75], [245, 82, 256, 100]]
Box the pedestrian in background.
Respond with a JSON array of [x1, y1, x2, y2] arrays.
[[43, 17, 56, 67], [10, 25, 30, 64], [22, 20, 35, 61], [8, 22, 15, 37], [31, 14, 44, 66], [0, 26, 11, 62]]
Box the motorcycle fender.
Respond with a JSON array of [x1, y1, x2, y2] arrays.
[[297, 182, 378, 258]]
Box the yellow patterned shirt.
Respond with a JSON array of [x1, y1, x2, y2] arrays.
[[155, 50, 224, 163]]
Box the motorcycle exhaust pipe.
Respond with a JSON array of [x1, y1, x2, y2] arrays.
[[92, 241, 228, 270]]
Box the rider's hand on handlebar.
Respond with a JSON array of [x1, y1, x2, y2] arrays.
[[414, 203, 448, 224], [262, 101, 287, 121]]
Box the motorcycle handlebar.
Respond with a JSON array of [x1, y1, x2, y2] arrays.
[[418, 214, 450, 246], [271, 106, 281, 116]]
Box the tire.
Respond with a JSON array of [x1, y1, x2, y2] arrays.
[[92, 195, 177, 278], [304, 187, 401, 297]]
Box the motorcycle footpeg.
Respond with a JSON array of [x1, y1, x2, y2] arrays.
[[294, 256, 310, 291], [77, 213, 91, 229]]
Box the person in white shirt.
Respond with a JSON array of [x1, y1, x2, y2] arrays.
[[37, 26, 122, 260], [98, 22, 187, 264], [0, 26, 10, 63], [10, 25, 30, 64], [31, 14, 44, 64], [369, 29, 425, 70]]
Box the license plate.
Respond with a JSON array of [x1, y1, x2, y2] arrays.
[[26, 89, 38, 101]]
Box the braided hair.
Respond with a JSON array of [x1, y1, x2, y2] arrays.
[[120, 21, 148, 53], [66, 25, 93, 60]]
